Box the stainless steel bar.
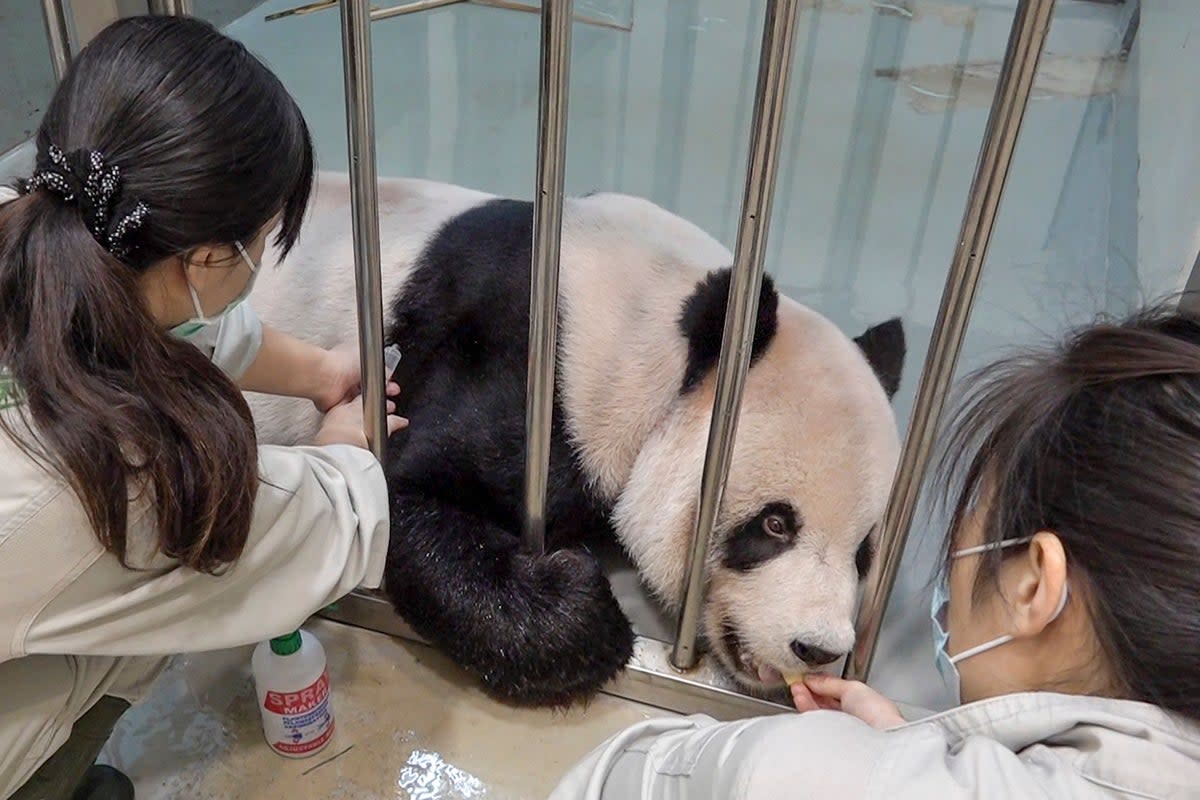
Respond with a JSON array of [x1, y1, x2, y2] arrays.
[[40, 0, 72, 82], [1181, 248, 1200, 316], [266, 0, 630, 32], [148, 0, 193, 14], [845, 0, 1057, 683], [320, 591, 792, 721], [373, 0, 465, 20], [521, 0, 572, 555], [339, 0, 388, 461], [267, 1, 463, 24], [670, 0, 800, 671]]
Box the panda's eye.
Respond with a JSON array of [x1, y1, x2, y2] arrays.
[[763, 515, 787, 538]]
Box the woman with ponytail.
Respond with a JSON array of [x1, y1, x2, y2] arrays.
[[0, 16, 404, 799]]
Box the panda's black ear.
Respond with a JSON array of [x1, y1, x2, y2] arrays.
[[854, 317, 905, 400], [678, 268, 779, 393]]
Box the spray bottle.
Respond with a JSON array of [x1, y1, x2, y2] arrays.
[[251, 629, 335, 758]]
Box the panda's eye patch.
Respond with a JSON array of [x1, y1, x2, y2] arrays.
[[722, 502, 801, 572]]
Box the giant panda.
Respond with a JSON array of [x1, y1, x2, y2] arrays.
[[249, 172, 905, 707]]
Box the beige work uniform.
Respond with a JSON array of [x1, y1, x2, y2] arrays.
[[0, 418, 390, 798], [0, 187, 391, 795], [551, 692, 1200, 799]]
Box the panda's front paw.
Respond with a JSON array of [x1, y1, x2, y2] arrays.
[[475, 546, 634, 707]]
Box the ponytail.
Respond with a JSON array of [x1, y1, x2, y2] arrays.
[[0, 191, 258, 572], [0, 15, 314, 573]]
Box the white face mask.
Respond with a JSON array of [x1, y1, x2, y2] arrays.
[[931, 536, 1069, 702], [170, 241, 260, 339]]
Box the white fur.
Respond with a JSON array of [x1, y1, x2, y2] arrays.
[[248, 174, 493, 443], [250, 173, 901, 688]]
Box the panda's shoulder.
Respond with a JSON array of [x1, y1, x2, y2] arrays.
[[567, 192, 730, 264]]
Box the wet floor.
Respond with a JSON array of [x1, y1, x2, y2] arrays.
[[99, 618, 669, 799]]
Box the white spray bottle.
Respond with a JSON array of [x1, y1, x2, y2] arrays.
[[251, 629, 335, 758]]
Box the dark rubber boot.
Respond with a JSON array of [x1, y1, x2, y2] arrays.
[[70, 765, 135, 800]]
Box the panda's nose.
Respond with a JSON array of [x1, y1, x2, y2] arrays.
[[790, 640, 843, 666]]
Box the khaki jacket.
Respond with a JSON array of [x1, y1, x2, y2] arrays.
[[550, 692, 1200, 799], [0, 415, 389, 797]]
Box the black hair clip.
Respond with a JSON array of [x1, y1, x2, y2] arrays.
[[20, 145, 150, 262]]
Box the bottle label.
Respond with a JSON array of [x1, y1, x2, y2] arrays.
[[261, 670, 334, 756]]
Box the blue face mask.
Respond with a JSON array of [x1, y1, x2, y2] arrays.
[[170, 241, 260, 339], [931, 536, 1069, 702]]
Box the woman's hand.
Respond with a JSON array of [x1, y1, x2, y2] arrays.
[[314, 345, 400, 413], [314, 394, 408, 450], [790, 673, 906, 730]]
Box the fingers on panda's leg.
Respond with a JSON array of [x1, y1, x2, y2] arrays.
[[382, 492, 635, 707]]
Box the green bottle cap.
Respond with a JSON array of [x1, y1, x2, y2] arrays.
[[269, 631, 302, 656]]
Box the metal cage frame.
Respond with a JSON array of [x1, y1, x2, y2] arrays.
[[322, 0, 1058, 717], [37, 0, 1058, 718]]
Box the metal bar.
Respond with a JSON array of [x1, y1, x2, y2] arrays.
[[522, 0, 572, 555], [40, 0, 73, 82], [822, 4, 910, 304], [318, 591, 793, 721], [266, 0, 631, 33], [845, 0, 1057, 683], [903, 10, 976, 316], [148, 0, 193, 14], [373, 0, 465, 20], [670, 0, 800, 671], [1118, 0, 1140, 62], [339, 0, 388, 461], [1181, 248, 1200, 316]]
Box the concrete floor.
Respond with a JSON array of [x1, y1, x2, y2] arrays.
[[99, 619, 669, 799]]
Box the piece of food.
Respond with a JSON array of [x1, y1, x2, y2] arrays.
[[781, 668, 807, 686]]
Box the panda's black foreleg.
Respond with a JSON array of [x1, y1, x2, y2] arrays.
[[381, 490, 635, 707]]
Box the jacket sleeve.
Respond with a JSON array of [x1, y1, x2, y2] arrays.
[[549, 712, 890, 800], [549, 710, 1087, 800], [20, 443, 390, 656]]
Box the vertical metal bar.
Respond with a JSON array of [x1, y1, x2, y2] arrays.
[[339, 0, 387, 461], [822, 6, 910, 304], [522, 0, 573, 555], [148, 0, 193, 14], [40, 0, 73, 82], [671, 0, 800, 671], [1180, 248, 1200, 316], [845, 0, 1057, 683]]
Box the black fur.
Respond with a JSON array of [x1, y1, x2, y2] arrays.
[[855, 536, 875, 580], [678, 269, 779, 393], [379, 199, 633, 707], [854, 317, 906, 399], [721, 502, 801, 572]]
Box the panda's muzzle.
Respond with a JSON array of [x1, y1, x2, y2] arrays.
[[720, 621, 768, 681]]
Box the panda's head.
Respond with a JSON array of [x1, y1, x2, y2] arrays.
[[613, 269, 905, 690]]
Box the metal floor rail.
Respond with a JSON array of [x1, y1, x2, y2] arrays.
[[320, 590, 794, 721]]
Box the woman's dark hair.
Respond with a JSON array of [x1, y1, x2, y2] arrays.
[[0, 16, 313, 572], [937, 304, 1200, 721]]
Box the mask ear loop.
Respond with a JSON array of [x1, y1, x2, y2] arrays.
[[184, 242, 258, 324], [943, 536, 1068, 665], [949, 580, 1070, 665], [183, 264, 208, 323], [951, 536, 1034, 559], [234, 241, 260, 273]]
